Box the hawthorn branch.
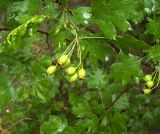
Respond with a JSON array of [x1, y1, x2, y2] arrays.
[[0, 27, 49, 36], [141, 59, 155, 71], [105, 84, 135, 110], [0, 28, 156, 68], [37, 30, 49, 35], [3, 116, 39, 132], [37, 30, 52, 51], [108, 42, 120, 53], [0, 27, 10, 31]]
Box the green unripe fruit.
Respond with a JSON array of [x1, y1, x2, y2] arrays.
[[46, 66, 57, 75], [58, 55, 69, 65], [78, 68, 86, 79], [146, 80, 154, 88], [62, 58, 71, 68], [143, 88, 151, 95], [69, 73, 78, 82], [65, 67, 77, 75], [144, 74, 152, 81]]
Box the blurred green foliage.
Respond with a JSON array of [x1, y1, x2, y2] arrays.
[[0, 0, 160, 134]]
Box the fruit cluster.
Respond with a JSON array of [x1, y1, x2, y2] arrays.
[[143, 74, 154, 94], [46, 54, 86, 82]]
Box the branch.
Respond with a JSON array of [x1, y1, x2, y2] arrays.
[[6, 117, 39, 131], [80, 37, 120, 53], [141, 59, 155, 71], [0, 28, 10, 31], [37, 30, 51, 51], [37, 30, 49, 35], [0, 28, 49, 36], [105, 84, 134, 110]]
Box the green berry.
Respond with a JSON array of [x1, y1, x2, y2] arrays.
[[69, 73, 78, 82], [65, 67, 77, 75], [78, 68, 86, 79], [58, 55, 69, 65], [62, 58, 71, 68], [46, 66, 57, 75], [144, 74, 152, 81], [143, 88, 151, 94], [146, 80, 154, 88]]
